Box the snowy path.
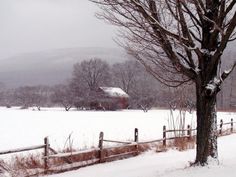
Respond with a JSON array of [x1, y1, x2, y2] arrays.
[[50, 134, 236, 177]]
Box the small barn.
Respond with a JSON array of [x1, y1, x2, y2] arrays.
[[90, 87, 129, 110]]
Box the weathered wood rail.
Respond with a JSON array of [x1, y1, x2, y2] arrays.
[[0, 118, 235, 175], [0, 145, 46, 155]]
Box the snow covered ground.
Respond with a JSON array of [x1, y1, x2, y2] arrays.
[[0, 107, 234, 152], [0, 107, 235, 176], [50, 134, 236, 177]]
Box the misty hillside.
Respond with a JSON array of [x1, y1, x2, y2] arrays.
[[0, 47, 128, 88], [0, 46, 235, 88]]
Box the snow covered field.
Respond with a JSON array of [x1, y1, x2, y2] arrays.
[[0, 107, 235, 177], [50, 134, 236, 177], [0, 107, 235, 152]]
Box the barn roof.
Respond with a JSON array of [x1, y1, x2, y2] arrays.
[[99, 87, 129, 98]]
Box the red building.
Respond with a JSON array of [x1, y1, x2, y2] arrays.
[[90, 87, 129, 110]]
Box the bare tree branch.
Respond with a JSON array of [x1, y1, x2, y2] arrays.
[[221, 61, 236, 81]]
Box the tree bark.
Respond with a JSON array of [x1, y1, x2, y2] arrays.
[[195, 80, 218, 165]]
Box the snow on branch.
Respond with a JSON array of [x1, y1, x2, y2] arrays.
[[205, 78, 221, 97], [221, 61, 236, 81], [205, 60, 236, 97], [202, 15, 224, 35], [205, 61, 236, 97]]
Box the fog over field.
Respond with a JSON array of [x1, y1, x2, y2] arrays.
[[0, 47, 128, 87], [0, 0, 128, 87], [0, 0, 235, 88]]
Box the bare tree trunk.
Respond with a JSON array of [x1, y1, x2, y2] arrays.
[[195, 81, 218, 165]]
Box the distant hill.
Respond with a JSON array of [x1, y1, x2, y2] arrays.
[[0, 47, 128, 88], [0, 46, 234, 88]]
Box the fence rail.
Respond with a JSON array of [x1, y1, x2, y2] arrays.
[[0, 118, 235, 175], [103, 139, 133, 144], [47, 148, 99, 159], [0, 145, 45, 155]]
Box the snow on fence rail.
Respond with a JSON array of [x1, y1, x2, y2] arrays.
[[0, 145, 46, 155], [0, 119, 235, 175]]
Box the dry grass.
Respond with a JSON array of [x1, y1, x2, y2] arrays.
[[152, 137, 196, 152], [138, 143, 152, 152], [2, 153, 44, 177], [172, 137, 195, 151], [12, 154, 44, 169], [49, 149, 99, 167], [218, 128, 234, 137], [0, 159, 9, 173]]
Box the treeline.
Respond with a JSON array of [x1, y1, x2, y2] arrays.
[[0, 58, 235, 111]]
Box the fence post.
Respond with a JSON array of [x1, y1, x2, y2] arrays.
[[231, 118, 234, 133], [98, 132, 104, 163], [134, 128, 139, 142], [163, 126, 166, 147], [134, 128, 139, 154], [44, 137, 49, 173], [219, 119, 223, 135], [187, 125, 191, 140]]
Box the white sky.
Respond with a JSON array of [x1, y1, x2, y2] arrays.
[[0, 0, 118, 59]]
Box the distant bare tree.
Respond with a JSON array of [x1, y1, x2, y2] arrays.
[[112, 61, 160, 110], [69, 82, 87, 109], [14, 86, 48, 110], [92, 0, 236, 165], [112, 60, 140, 93], [72, 58, 111, 91], [51, 84, 74, 111], [14, 86, 34, 109], [0, 82, 8, 107], [131, 66, 160, 111], [165, 85, 196, 112], [32, 86, 51, 110], [70, 58, 112, 107]]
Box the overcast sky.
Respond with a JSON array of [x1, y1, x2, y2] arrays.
[[0, 0, 118, 59]]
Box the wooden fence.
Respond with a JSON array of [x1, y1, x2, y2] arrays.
[[0, 118, 235, 175]]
